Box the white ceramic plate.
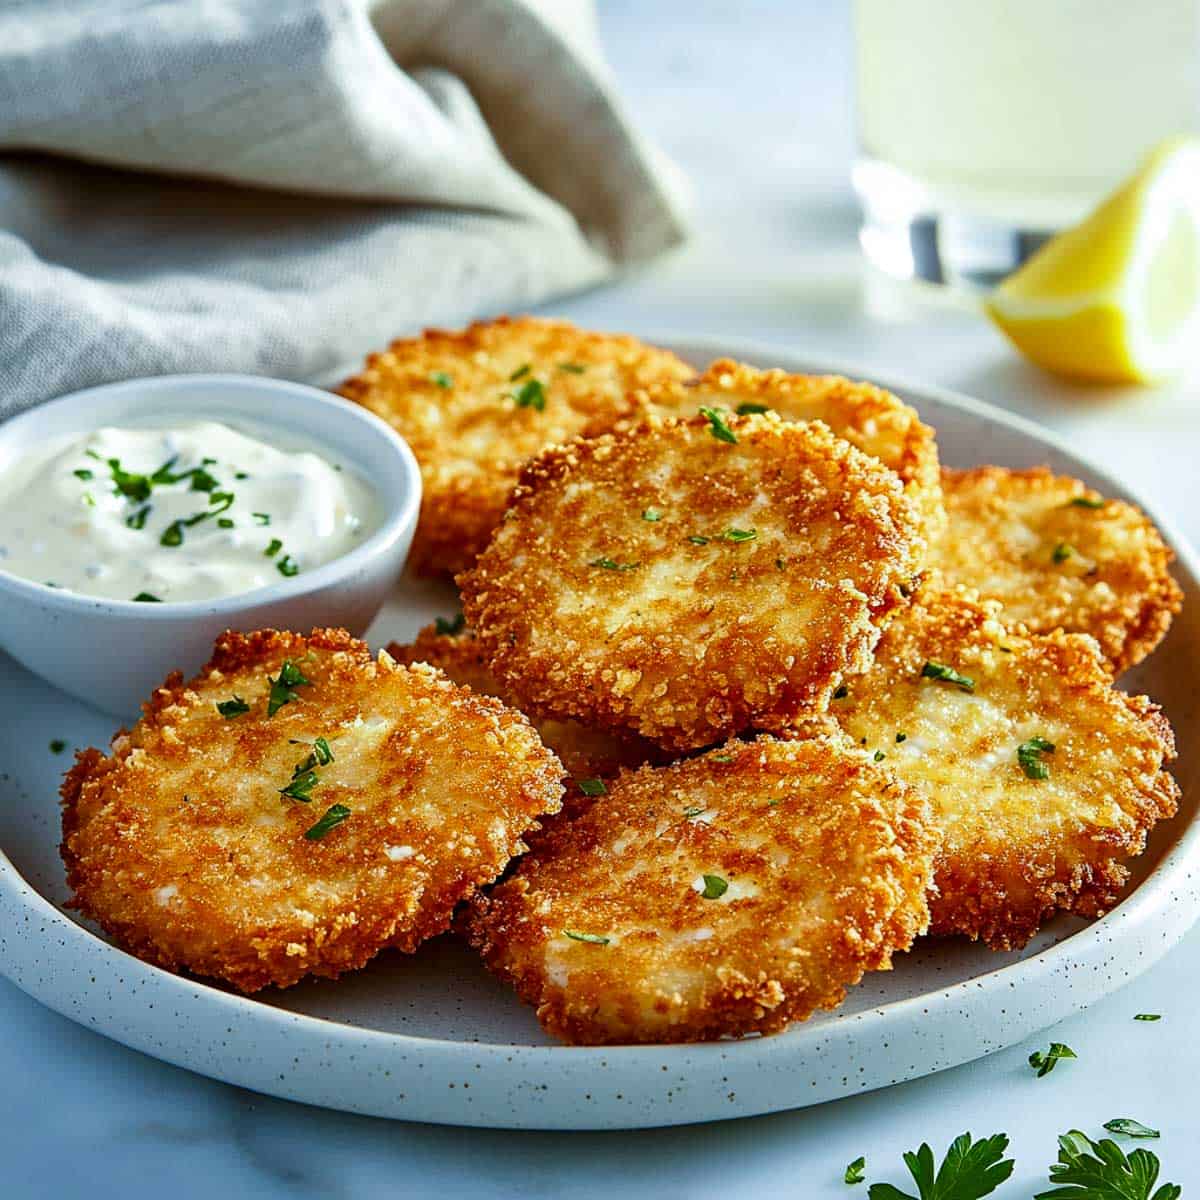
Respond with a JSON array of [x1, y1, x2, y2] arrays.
[[2, 338, 1197, 1131]]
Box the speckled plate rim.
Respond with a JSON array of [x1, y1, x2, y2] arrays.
[[2, 336, 1198, 1131]]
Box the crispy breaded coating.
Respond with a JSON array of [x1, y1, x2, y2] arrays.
[[337, 317, 693, 576], [387, 624, 665, 815], [465, 735, 937, 1044], [632, 359, 944, 541], [61, 628, 563, 992], [823, 589, 1179, 950], [460, 412, 926, 751], [935, 466, 1182, 674]]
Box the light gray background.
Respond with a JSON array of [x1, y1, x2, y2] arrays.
[[4, 3, 1197, 1196]]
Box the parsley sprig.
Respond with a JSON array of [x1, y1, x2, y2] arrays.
[[868, 1132, 1014, 1200], [1029, 1041, 1076, 1077], [267, 659, 313, 716], [845, 1157, 866, 1185], [305, 803, 351, 841], [1036, 1130, 1180, 1200], [920, 661, 976, 692]]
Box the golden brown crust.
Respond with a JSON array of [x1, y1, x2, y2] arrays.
[[820, 588, 1180, 949], [459, 411, 926, 751], [337, 317, 693, 576], [631, 359, 945, 542], [387, 624, 666, 819], [465, 735, 937, 1044], [936, 466, 1182, 674], [61, 627, 564, 992]]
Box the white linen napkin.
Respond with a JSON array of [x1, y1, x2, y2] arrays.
[[0, 0, 688, 415]]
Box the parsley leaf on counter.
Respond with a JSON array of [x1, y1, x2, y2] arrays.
[[1036, 1130, 1180, 1200], [1029, 1042, 1076, 1077], [867, 1132, 1013, 1200]]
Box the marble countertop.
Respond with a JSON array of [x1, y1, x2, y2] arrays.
[[5, 2, 1198, 1196]]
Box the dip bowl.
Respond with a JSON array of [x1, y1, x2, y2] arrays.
[[0, 375, 421, 718]]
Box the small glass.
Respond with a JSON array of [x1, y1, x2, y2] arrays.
[[853, 0, 1200, 289]]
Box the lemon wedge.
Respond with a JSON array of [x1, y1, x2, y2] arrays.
[[987, 137, 1200, 384]]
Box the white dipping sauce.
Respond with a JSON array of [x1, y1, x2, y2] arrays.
[[0, 420, 379, 603]]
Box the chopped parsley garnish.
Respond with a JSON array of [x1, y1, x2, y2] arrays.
[[280, 770, 319, 802], [160, 521, 184, 547], [920, 661, 976, 692], [512, 378, 546, 411], [82, 492, 96, 507], [264, 537, 283, 557], [125, 505, 151, 530], [304, 803, 351, 841], [736, 402, 770, 415], [589, 556, 639, 571], [216, 695, 250, 719], [775, 557, 787, 569], [49, 739, 66, 754], [873, 750, 886, 762], [578, 778, 607, 797], [557, 362, 586, 374], [429, 371, 454, 389], [1052, 542, 1075, 563], [132, 592, 162, 602], [189, 466, 220, 493], [867, 1131, 1013, 1200], [1068, 496, 1105, 508], [1028, 1041, 1075, 1077], [711, 754, 735, 763], [563, 929, 609, 944], [1017, 736, 1055, 780], [717, 527, 757, 543], [1103, 1118, 1160, 1140], [1041, 1130, 1179, 1200], [641, 507, 663, 522], [682, 805, 705, 818], [833, 685, 849, 699], [896, 732, 907, 743], [435, 613, 466, 636], [277, 555, 300, 577], [73, 468, 94, 481], [313, 736, 334, 764], [687, 535, 711, 545], [699, 874, 728, 899], [699, 405, 737, 443], [235, 471, 249, 480], [252, 512, 271, 526], [508, 363, 531, 381], [1134, 1013, 1161, 1021], [267, 659, 313, 716], [844, 1156, 866, 1185]]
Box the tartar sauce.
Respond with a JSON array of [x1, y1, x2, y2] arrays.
[[0, 420, 379, 603]]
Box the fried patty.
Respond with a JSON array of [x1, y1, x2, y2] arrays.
[[387, 623, 665, 816], [460, 411, 926, 751], [632, 359, 944, 541], [61, 628, 563, 992], [337, 317, 693, 576], [465, 735, 936, 1044], [823, 588, 1179, 949], [935, 466, 1182, 674]]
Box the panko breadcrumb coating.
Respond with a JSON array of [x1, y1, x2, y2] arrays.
[[632, 359, 944, 541], [387, 623, 666, 816], [460, 412, 926, 751], [61, 628, 563, 992], [337, 317, 693, 576], [824, 589, 1179, 950], [465, 735, 937, 1044], [935, 466, 1182, 674]]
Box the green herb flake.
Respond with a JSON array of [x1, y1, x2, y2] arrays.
[[717, 527, 757, 543], [711, 754, 735, 763], [125, 505, 151, 530], [252, 512, 271, 526], [1017, 736, 1055, 780], [264, 537, 283, 558], [189, 466, 220, 493], [1068, 495, 1105, 508], [641, 507, 663, 522], [589, 556, 639, 572], [1102, 1118, 1160, 1140], [267, 659, 314, 717], [557, 362, 586, 374], [563, 929, 609, 945], [700, 874, 729, 900], [1134, 1013, 1162, 1021], [867, 1132, 1013, 1200], [833, 685, 849, 699], [896, 732, 907, 743], [1028, 1041, 1075, 1077], [132, 592, 162, 602], [512, 378, 547, 411], [429, 371, 454, 389], [920, 660, 976, 692], [736, 402, 771, 415], [216, 696, 250, 719], [313, 736, 334, 765], [218, 517, 234, 528], [160, 521, 184, 548], [578, 778, 607, 797], [49, 739, 66, 754], [508, 363, 531, 381], [1041, 1129, 1180, 1200], [280, 770, 320, 802], [435, 613, 466, 636], [873, 750, 886, 762], [82, 492, 96, 507], [699, 405, 737, 444], [304, 803, 351, 841], [1052, 542, 1075, 563], [277, 555, 300, 578], [688, 535, 711, 545], [682, 805, 705, 819], [844, 1156, 866, 1185], [73, 468, 94, 481]]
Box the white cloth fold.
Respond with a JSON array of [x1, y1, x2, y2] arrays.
[[0, 0, 687, 414]]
